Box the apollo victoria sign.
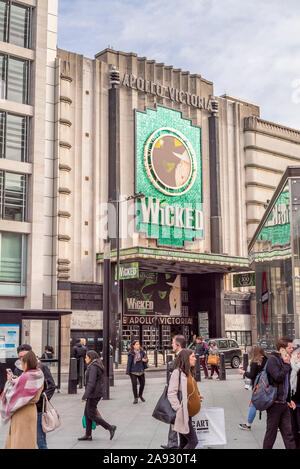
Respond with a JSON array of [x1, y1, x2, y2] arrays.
[[122, 73, 214, 111]]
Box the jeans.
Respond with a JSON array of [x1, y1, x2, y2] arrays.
[[210, 365, 219, 377], [84, 398, 112, 437], [130, 373, 145, 399], [247, 402, 257, 425], [179, 417, 198, 449], [37, 412, 48, 449], [263, 403, 296, 449], [200, 358, 208, 377]]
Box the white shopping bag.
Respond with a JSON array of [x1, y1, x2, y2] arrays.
[[192, 407, 227, 447]]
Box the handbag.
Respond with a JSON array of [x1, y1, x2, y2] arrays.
[[152, 372, 182, 425], [41, 392, 61, 433], [207, 354, 220, 366]]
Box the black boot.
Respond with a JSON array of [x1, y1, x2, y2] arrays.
[[78, 435, 92, 441], [139, 396, 145, 402], [109, 425, 117, 441], [133, 398, 138, 404]]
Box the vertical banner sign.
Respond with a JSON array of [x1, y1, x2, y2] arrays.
[[198, 312, 209, 338], [135, 106, 203, 247]]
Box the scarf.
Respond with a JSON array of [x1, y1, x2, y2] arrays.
[[133, 351, 142, 365], [0, 369, 44, 424], [290, 353, 300, 396]]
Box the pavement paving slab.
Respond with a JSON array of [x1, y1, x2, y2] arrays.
[[0, 370, 285, 449]]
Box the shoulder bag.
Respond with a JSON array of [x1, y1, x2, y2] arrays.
[[41, 392, 61, 433], [152, 371, 182, 424]]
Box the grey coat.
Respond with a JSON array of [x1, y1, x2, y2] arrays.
[[167, 368, 189, 435]]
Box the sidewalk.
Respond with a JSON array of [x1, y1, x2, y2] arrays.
[[0, 370, 286, 449]]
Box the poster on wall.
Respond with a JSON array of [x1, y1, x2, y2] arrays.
[[0, 324, 20, 360], [124, 272, 181, 316], [198, 312, 209, 339]]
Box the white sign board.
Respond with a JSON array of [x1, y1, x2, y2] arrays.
[[192, 407, 227, 447], [0, 324, 20, 360]]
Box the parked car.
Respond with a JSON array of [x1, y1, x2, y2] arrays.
[[188, 338, 242, 368]]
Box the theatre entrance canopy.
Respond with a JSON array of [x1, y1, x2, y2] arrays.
[[96, 247, 249, 275], [249, 166, 300, 349]]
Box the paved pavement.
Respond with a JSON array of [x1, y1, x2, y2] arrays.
[[0, 369, 286, 449]]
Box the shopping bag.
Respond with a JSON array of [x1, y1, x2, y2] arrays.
[[207, 355, 220, 366], [82, 414, 96, 431], [192, 407, 227, 447]]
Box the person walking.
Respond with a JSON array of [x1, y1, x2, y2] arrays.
[[238, 346, 268, 431], [289, 344, 300, 448], [195, 337, 209, 379], [161, 334, 186, 449], [78, 350, 116, 442], [1, 351, 44, 449], [262, 337, 296, 449], [13, 344, 56, 450], [207, 340, 220, 379], [168, 349, 202, 449], [126, 340, 148, 404]]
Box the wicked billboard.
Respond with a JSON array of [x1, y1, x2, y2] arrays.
[[123, 271, 181, 316]]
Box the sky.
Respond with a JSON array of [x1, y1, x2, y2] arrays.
[[58, 0, 300, 129]]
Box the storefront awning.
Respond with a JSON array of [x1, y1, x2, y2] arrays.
[[96, 246, 249, 274]]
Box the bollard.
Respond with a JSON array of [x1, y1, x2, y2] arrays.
[[154, 349, 158, 368], [195, 355, 201, 382], [219, 353, 226, 381], [166, 354, 173, 384], [243, 353, 249, 372], [109, 355, 114, 386], [68, 358, 77, 394], [78, 356, 84, 389]]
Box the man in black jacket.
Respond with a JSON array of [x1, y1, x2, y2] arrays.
[[195, 337, 209, 379], [263, 337, 296, 449], [71, 338, 87, 386], [14, 344, 56, 449], [161, 334, 186, 449]]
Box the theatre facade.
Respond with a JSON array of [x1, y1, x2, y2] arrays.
[[53, 48, 300, 360]]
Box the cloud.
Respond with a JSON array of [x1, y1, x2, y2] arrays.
[[58, 0, 300, 128]]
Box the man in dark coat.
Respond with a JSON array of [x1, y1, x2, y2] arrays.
[[71, 338, 87, 385], [161, 334, 186, 449], [14, 344, 56, 449], [263, 337, 296, 449], [195, 337, 209, 379]]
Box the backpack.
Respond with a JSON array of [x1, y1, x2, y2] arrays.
[[251, 360, 277, 411]]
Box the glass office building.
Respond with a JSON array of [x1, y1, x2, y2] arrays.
[[249, 166, 300, 350]]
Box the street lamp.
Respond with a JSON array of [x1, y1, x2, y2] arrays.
[[112, 192, 145, 368]]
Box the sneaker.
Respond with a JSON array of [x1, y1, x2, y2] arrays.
[[238, 424, 251, 431]]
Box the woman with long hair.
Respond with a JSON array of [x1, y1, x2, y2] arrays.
[[167, 349, 202, 449], [78, 350, 116, 441], [238, 345, 268, 431], [1, 351, 44, 449], [126, 340, 148, 404]]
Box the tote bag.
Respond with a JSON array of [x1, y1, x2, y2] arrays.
[[207, 354, 220, 366], [41, 392, 61, 433], [152, 372, 182, 425]]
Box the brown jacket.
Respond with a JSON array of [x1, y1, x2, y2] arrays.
[[167, 368, 189, 435], [5, 387, 43, 449]]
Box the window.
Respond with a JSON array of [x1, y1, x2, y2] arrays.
[[226, 331, 252, 346], [218, 340, 229, 349], [0, 231, 26, 295], [0, 112, 28, 162], [0, 54, 30, 104], [0, 1, 32, 48], [0, 171, 27, 221]]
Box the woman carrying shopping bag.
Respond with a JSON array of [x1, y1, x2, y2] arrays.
[[207, 341, 220, 379], [78, 350, 117, 442], [167, 349, 202, 449]]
